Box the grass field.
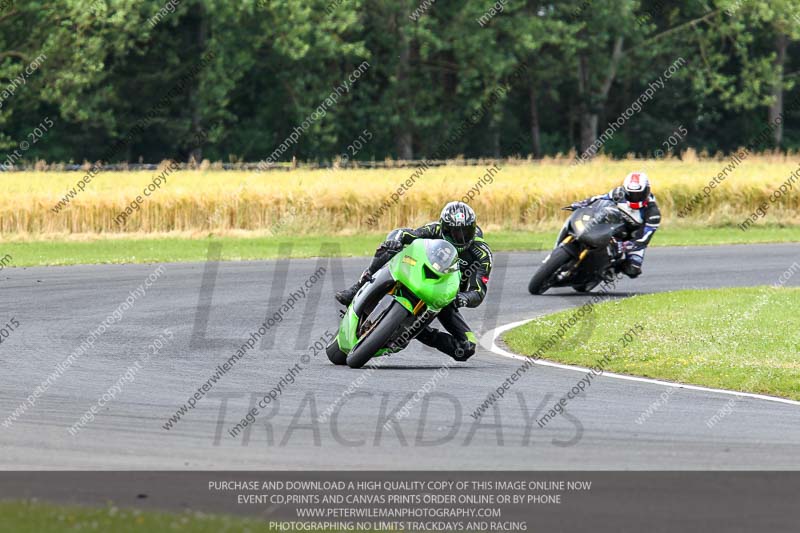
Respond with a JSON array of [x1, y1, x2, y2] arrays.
[[3, 153, 800, 237], [0, 500, 269, 533], [503, 287, 800, 400], [2, 226, 800, 267]]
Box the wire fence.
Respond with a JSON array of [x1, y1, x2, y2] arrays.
[[0, 157, 541, 173]]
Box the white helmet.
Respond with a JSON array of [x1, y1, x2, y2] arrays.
[[622, 172, 651, 208]]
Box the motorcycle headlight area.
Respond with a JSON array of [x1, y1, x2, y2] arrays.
[[572, 216, 590, 237], [425, 240, 459, 274]]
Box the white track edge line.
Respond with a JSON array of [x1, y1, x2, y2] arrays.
[[481, 318, 800, 407]]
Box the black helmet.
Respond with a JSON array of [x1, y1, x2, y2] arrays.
[[440, 201, 476, 252]]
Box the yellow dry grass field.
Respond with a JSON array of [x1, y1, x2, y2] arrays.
[[2, 152, 799, 238]]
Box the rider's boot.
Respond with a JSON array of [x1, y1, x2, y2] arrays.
[[607, 241, 625, 277], [335, 269, 373, 306]]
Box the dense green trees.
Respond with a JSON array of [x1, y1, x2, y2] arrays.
[[0, 0, 798, 164]]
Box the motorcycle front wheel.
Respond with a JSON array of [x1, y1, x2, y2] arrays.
[[326, 337, 347, 365], [528, 246, 574, 295], [346, 301, 409, 368]]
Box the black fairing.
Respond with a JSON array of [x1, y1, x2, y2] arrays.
[[568, 201, 626, 249], [548, 200, 628, 289], [579, 223, 620, 248]]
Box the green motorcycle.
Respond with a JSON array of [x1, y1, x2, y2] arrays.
[[327, 239, 461, 368]]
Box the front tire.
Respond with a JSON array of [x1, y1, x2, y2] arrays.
[[326, 337, 347, 365], [528, 246, 574, 295], [346, 301, 409, 369]]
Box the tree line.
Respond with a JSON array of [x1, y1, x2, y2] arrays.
[[0, 0, 798, 165]]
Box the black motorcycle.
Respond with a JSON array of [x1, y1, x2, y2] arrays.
[[528, 199, 628, 294]]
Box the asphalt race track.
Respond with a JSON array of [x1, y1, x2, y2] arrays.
[[1, 244, 799, 470]]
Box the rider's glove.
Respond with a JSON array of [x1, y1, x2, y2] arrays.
[[570, 200, 588, 210], [617, 240, 633, 256], [381, 239, 403, 253], [454, 293, 470, 308]]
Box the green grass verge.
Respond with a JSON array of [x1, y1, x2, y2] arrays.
[[503, 287, 800, 400], [0, 500, 271, 533], [1, 225, 800, 267]]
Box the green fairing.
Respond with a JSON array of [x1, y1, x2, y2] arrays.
[[335, 239, 461, 357], [387, 240, 461, 311], [337, 307, 360, 353]]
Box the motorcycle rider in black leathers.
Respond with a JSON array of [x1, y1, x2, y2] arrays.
[[566, 172, 661, 278], [335, 201, 492, 361]]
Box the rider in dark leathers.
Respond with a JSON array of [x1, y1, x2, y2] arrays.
[[565, 171, 661, 278], [335, 202, 492, 361]]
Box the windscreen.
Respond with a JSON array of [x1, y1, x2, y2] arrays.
[[576, 200, 622, 224], [596, 205, 623, 224], [592, 199, 622, 221], [571, 201, 623, 236], [425, 239, 459, 274]]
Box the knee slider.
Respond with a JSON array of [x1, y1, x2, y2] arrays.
[[623, 262, 642, 278]]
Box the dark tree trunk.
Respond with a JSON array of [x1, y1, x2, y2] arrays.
[[576, 37, 623, 158], [769, 33, 788, 147], [492, 130, 501, 158], [397, 131, 413, 160], [529, 85, 542, 158], [395, 23, 413, 160], [577, 53, 600, 155], [189, 4, 208, 164], [579, 112, 598, 156]]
